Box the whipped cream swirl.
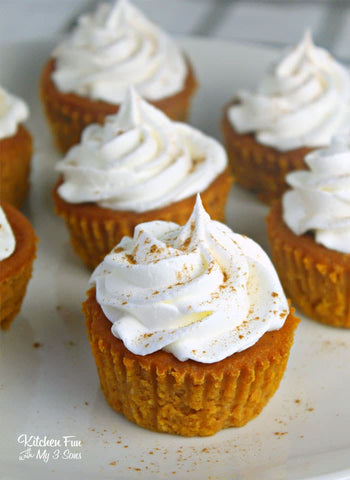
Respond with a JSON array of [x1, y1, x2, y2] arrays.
[[0, 86, 29, 140], [228, 31, 350, 151], [91, 196, 289, 363], [0, 206, 16, 261], [283, 128, 350, 254], [56, 88, 227, 212], [51, 0, 187, 103]]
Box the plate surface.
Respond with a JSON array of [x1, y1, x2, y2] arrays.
[[1, 37, 350, 480]]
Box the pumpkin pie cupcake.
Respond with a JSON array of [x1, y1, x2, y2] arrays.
[[267, 129, 350, 327], [0, 202, 37, 330], [222, 31, 350, 204], [83, 195, 299, 436], [40, 0, 197, 153], [53, 88, 231, 269], [0, 86, 32, 208]]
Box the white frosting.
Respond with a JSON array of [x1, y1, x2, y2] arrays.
[[283, 128, 350, 254], [228, 31, 350, 151], [56, 88, 227, 213], [0, 86, 29, 140], [0, 207, 16, 261], [90, 195, 289, 363], [51, 0, 187, 103]]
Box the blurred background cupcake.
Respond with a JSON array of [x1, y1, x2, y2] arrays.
[[0, 202, 37, 330], [0, 86, 32, 208], [40, 0, 198, 153], [266, 128, 350, 328], [53, 88, 231, 269], [222, 31, 350, 204]]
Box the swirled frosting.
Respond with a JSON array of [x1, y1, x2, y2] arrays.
[[56, 88, 227, 212], [228, 31, 350, 151], [0, 86, 29, 140], [0, 206, 16, 261], [90, 195, 289, 363], [283, 128, 350, 254], [51, 0, 187, 103]]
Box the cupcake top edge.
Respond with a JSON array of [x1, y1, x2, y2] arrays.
[[282, 127, 350, 254], [56, 87, 228, 213], [0, 205, 16, 261], [51, 0, 188, 103], [0, 86, 29, 141], [228, 30, 350, 152], [90, 195, 289, 363]]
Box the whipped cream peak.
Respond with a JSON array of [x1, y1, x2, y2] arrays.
[[104, 0, 126, 29], [174, 194, 208, 249], [0, 206, 16, 261], [275, 30, 314, 78], [52, 0, 187, 103], [303, 128, 350, 175], [116, 86, 142, 130], [228, 31, 350, 151], [56, 94, 227, 212], [0, 86, 29, 140], [283, 130, 350, 253], [114, 85, 173, 133], [91, 196, 289, 363]]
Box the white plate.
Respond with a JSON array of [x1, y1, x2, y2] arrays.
[[1, 37, 350, 480]]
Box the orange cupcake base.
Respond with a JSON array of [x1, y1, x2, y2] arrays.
[[0, 202, 37, 330], [221, 103, 313, 205], [53, 169, 232, 270], [0, 125, 32, 208], [83, 287, 299, 437], [266, 201, 350, 328], [40, 58, 198, 154]]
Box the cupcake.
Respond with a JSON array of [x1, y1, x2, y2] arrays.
[[0, 203, 37, 330], [82, 195, 299, 436], [53, 88, 231, 270], [267, 129, 350, 327], [0, 86, 32, 208], [40, 0, 197, 153], [222, 31, 350, 204]]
